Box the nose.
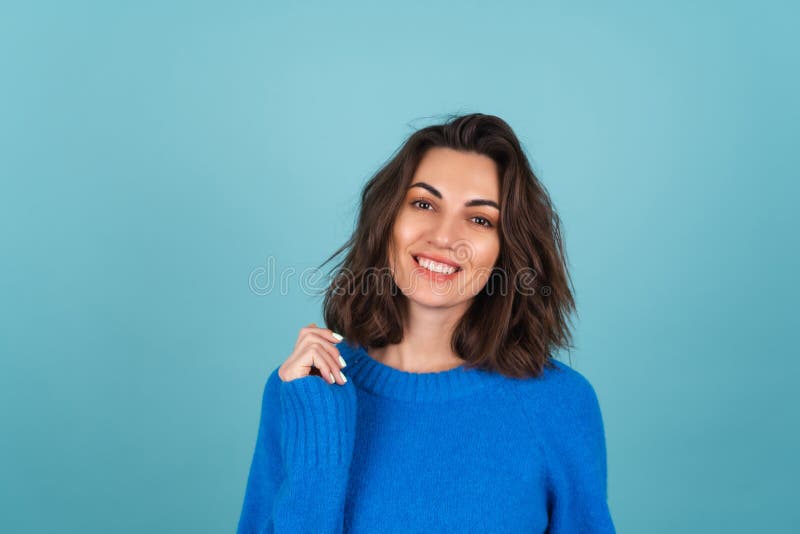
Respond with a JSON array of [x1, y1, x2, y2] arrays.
[[427, 214, 461, 248]]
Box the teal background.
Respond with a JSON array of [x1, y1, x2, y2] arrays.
[[1, 1, 797, 532]]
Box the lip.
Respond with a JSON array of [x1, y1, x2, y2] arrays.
[[412, 255, 461, 281], [412, 253, 462, 270]]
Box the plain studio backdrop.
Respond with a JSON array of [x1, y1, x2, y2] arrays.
[[1, 1, 797, 532]]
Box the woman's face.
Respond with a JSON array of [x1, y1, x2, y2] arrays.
[[387, 147, 501, 310]]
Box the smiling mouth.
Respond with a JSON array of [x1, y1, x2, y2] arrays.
[[412, 255, 463, 273]]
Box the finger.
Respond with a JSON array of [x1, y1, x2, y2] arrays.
[[307, 342, 345, 383], [317, 326, 344, 345], [296, 335, 347, 369], [306, 347, 346, 385], [301, 324, 342, 345]]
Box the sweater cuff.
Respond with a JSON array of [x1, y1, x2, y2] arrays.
[[278, 374, 358, 472]]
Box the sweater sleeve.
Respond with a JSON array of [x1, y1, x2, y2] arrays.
[[236, 367, 358, 534], [543, 369, 616, 534]]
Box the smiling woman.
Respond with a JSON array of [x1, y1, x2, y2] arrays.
[[320, 114, 579, 379], [236, 113, 616, 533]]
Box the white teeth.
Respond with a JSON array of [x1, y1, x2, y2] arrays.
[[417, 256, 457, 274]]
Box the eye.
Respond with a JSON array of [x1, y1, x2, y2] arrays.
[[410, 199, 433, 210], [472, 216, 493, 228]]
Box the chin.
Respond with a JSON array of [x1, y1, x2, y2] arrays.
[[405, 288, 465, 308]]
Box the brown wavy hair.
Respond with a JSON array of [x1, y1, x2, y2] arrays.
[[317, 112, 577, 378]]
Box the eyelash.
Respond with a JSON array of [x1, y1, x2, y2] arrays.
[[409, 199, 494, 228]]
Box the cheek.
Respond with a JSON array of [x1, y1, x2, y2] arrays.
[[393, 215, 422, 247], [388, 220, 413, 267], [473, 239, 500, 269]]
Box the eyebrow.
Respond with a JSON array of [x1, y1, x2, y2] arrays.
[[408, 182, 500, 210]]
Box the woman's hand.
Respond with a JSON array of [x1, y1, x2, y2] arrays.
[[278, 323, 348, 385]]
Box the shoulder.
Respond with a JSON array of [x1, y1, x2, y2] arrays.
[[510, 358, 604, 426], [336, 339, 363, 361], [516, 358, 598, 396]]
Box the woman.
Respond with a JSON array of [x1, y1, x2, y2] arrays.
[[237, 113, 616, 533]]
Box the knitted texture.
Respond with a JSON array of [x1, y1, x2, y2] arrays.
[[237, 340, 616, 533]]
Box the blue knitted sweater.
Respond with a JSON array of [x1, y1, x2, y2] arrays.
[[237, 340, 616, 533]]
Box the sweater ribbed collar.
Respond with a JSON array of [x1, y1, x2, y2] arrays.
[[339, 340, 506, 403]]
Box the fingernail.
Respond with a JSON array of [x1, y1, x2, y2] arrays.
[[338, 355, 347, 367], [328, 371, 336, 384], [332, 332, 343, 341], [339, 371, 347, 383]]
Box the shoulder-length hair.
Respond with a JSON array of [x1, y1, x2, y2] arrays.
[[318, 113, 577, 378]]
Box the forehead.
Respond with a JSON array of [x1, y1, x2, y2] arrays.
[[411, 147, 499, 198]]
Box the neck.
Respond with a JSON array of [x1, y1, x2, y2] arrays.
[[369, 300, 467, 373]]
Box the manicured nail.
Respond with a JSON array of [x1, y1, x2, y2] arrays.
[[338, 355, 347, 367], [339, 371, 347, 383], [328, 371, 336, 384], [332, 332, 343, 341]]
